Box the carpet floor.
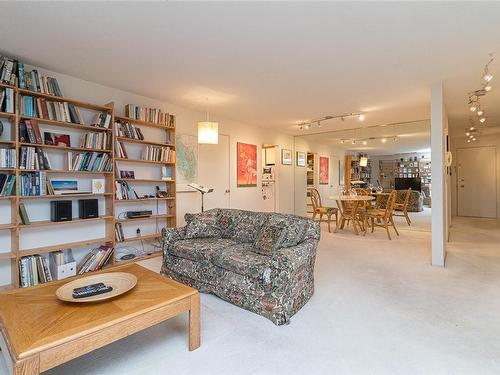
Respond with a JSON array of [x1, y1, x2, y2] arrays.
[[2, 209, 500, 375]]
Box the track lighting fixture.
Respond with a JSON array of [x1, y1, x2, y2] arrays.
[[298, 112, 365, 130], [358, 114, 365, 121], [362, 140, 367, 145], [352, 140, 356, 145], [483, 73, 493, 82], [470, 126, 475, 131], [469, 103, 478, 112], [477, 110, 484, 116], [484, 85, 492, 91], [479, 117, 486, 123], [305, 124, 310, 129], [467, 139, 471, 143], [381, 138, 387, 143]]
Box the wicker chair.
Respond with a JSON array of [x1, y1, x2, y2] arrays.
[[310, 188, 338, 233], [362, 190, 399, 240], [393, 188, 412, 225]]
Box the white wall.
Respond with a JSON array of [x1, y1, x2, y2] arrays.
[[450, 133, 500, 218]]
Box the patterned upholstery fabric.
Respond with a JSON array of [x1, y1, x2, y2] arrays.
[[185, 209, 222, 239], [253, 223, 286, 255], [377, 190, 424, 212], [161, 209, 320, 325]]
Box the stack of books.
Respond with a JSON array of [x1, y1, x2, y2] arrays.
[[0, 87, 15, 113], [115, 223, 125, 242], [19, 68, 63, 97], [115, 140, 128, 158], [19, 95, 84, 124], [80, 132, 109, 150], [125, 104, 169, 125], [114, 181, 139, 200], [114, 120, 144, 139], [19, 146, 52, 170], [19, 255, 53, 288], [19, 119, 43, 144], [142, 145, 175, 162], [0, 174, 16, 196], [0, 56, 18, 85], [19, 171, 52, 196], [0, 148, 16, 168], [91, 112, 112, 129], [67, 151, 112, 172], [77, 245, 113, 274]]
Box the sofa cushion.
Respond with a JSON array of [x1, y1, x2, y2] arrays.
[[185, 210, 221, 239], [267, 213, 308, 247], [253, 223, 286, 255], [170, 238, 236, 264], [231, 210, 267, 243], [217, 209, 236, 238], [212, 244, 273, 282]]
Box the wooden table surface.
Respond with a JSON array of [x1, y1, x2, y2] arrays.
[[0, 263, 200, 374], [329, 195, 375, 201]]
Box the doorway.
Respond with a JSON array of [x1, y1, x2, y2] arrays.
[[457, 146, 497, 218], [198, 134, 231, 210]]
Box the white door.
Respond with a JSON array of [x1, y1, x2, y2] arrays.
[[457, 146, 497, 218], [198, 134, 230, 210]]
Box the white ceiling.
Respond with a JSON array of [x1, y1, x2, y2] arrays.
[[1, 2, 500, 145]]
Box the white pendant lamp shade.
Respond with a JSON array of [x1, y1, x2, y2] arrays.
[[198, 121, 219, 144]]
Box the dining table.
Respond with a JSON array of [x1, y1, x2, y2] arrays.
[[328, 195, 375, 235], [371, 192, 390, 208]]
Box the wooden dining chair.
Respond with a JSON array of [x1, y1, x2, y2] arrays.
[[393, 188, 412, 226], [310, 188, 338, 233], [363, 190, 399, 240], [336, 198, 366, 235]]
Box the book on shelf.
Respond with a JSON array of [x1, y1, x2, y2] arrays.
[[0, 174, 15, 196], [0, 87, 15, 113], [76, 245, 113, 275], [19, 146, 52, 170], [142, 145, 175, 162], [80, 131, 109, 150], [19, 95, 84, 124], [67, 151, 112, 172], [19, 171, 52, 196], [0, 148, 16, 168], [115, 222, 125, 242], [115, 140, 128, 158], [91, 112, 112, 129], [114, 181, 139, 200], [114, 120, 144, 140], [19, 119, 43, 144], [19, 255, 53, 288], [125, 104, 174, 126], [19, 203, 30, 225], [22, 69, 63, 97], [0, 56, 17, 85]]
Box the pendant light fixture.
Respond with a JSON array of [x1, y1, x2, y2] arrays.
[[198, 98, 219, 144]]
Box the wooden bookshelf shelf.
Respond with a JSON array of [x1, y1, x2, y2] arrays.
[[116, 137, 175, 148], [115, 116, 174, 130], [19, 142, 112, 153], [18, 88, 113, 112], [116, 214, 174, 223], [20, 237, 113, 257], [115, 251, 162, 265], [0, 252, 16, 260], [0, 112, 15, 119], [20, 169, 113, 174], [0, 140, 16, 146], [0, 224, 15, 230], [114, 197, 175, 202], [0, 168, 15, 172], [115, 158, 174, 165], [0, 82, 16, 90], [20, 193, 113, 200], [19, 216, 114, 229], [115, 178, 175, 183], [0, 196, 15, 200], [117, 233, 162, 243], [19, 115, 112, 133]]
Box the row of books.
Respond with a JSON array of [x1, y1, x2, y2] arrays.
[[114, 120, 145, 139], [19, 171, 54, 196], [92, 112, 112, 129], [19, 146, 52, 170], [115, 222, 125, 242], [77, 245, 113, 274], [67, 151, 112, 172], [19, 119, 43, 144], [125, 104, 174, 126], [115, 140, 128, 158], [19, 95, 85, 124], [19, 255, 53, 288], [114, 181, 139, 200], [0, 56, 18, 85], [0, 148, 16, 168], [0, 87, 14, 113], [142, 145, 175, 162], [0, 174, 16, 196], [80, 132, 110, 150]]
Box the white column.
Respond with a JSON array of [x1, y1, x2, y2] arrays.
[[431, 82, 447, 266]]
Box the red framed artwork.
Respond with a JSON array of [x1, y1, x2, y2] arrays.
[[237, 142, 257, 187], [319, 156, 329, 185]]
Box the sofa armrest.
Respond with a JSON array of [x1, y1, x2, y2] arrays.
[[161, 227, 186, 256], [271, 239, 318, 275]]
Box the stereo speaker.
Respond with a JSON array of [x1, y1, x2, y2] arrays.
[[79, 199, 99, 219], [51, 201, 72, 222]]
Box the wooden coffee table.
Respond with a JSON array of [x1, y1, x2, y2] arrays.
[[0, 264, 200, 374]]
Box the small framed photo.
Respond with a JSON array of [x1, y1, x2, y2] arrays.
[[296, 151, 306, 167], [281, 149, 292, 165], [120, 170, 135, 179], [52, 180, 78, 194], [92, 179, 105, 194]]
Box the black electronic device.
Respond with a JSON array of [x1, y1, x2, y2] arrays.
[[395, 177, 421, 192], [50, 200, 72, 222], [126, 210, 153, 219], [78, 199, 99, 219], [72, 284, 113, 299], [155, 186, 168, 198]]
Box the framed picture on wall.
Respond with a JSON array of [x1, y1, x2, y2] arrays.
[[296, 151, 306, 167], [237, 142, 257, 187], [281, 149, 292, 165], [319, 156, 329, 185]]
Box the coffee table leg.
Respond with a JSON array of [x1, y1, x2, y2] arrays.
[[189, 293, 200, 351], [13, 356, 39, 375]]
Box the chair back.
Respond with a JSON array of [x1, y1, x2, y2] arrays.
[[384, 190, 397, 218], [354, 188, 369, 195], [309, 188, 322, 211], [402, 188, 412, 210]]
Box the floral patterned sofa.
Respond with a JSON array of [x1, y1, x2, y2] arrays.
[[161, 208, 320, 325], [377, 190, 424, 212]]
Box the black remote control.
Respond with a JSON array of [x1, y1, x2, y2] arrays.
[[72, 285, 113, 299], [73, 283, 105, 294]]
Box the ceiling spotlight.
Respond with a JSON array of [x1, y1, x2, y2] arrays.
[[467, 139, 471, 143], [466, 132, 470, 136], [485, 85, 492, 91], [483, 73, 493, 82], [352, 140, 356, 145], [477, 110, 484, 116], [299, 126, 303, 130], [470, 126, 475, 131], [340, 140, 345, 144], [393, 136, 398, 142], [381, 138, 387, 143], [317, 121, 321, 128], [362, 140, 367, 145], [469, 104, 478, 112], [358, 114, 365, 121], [305, 124, 310, 129], [472, 137, 477, 141], [479, 117, 486, 123]]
